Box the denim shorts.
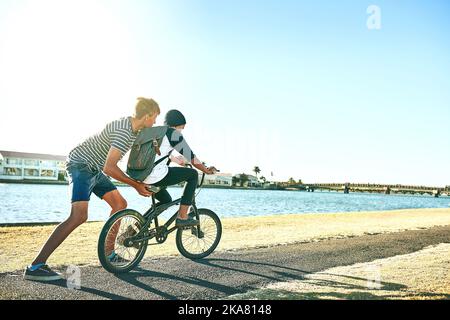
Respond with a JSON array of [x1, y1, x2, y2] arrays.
[[66, 162, 117, 203]]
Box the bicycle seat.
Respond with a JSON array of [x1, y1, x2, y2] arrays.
[[146, 185, 161, 193]]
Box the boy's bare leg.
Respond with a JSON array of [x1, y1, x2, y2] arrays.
[[177, 205, 190, 219], [32, 201, 89, 266], [102, 190, 128, 255]]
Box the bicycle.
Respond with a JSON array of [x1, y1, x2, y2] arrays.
[[97, 165, 222, 274]]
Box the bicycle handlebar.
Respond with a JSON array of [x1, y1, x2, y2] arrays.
[[184, 163, 219, 189]]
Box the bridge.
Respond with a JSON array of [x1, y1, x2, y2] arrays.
[[296, 183, 450, 198]]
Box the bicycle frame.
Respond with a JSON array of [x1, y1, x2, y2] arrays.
[[126, 166, 206, 244]]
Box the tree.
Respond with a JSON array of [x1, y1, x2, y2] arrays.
[[260, 176, 267, 183], [253, 166, 261, 179], [298, 179, 303, 185], [232, 176, 240, 187], [240, 173, 249, 187], [58, 171, 66, 181], [288, 177, 296, 185]]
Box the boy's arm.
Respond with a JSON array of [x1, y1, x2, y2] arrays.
[[191, 156, 218, 174], [168, 131, 218, 174], [103, 147, 153, 197], [170, 154, 186, 166]]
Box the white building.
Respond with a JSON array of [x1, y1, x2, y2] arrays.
[[247, 175, 262, 187], [0, 150, 67, 181], [263, 181, 279, 189], [233, 174, 262, 188], [201, 172, 233, 187]]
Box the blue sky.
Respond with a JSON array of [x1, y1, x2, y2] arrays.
[[0, 0, 449, 186]]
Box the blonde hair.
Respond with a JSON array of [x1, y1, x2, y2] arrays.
[[135, 97, 160, 119]]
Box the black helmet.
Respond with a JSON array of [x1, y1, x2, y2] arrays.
[[164, 109, 186, 127]]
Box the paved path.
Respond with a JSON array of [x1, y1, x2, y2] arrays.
[[1, 225, 450, 300]]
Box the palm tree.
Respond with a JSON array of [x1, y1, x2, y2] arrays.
[[260, 176, 267, 183], [288, 177, 296, 185], [253, 166, 261, 179]]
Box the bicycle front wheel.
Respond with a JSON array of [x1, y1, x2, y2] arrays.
[[176, 208, 222, 260], [98, 209, 148, 274]]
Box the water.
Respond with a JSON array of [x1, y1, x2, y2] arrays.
[[0, 183, 449, 224]]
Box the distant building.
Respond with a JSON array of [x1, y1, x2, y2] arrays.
[[246, 175, 262, 187], [263, 181, 279, 189], [201, 172, 233, 187], [233, 174, 262, 188], [0, 150, 67, 181]]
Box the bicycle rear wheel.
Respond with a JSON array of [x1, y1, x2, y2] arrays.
[[176, 208, 222, 260], [98, 209, 148, 274]]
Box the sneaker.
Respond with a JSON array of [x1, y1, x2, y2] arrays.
[[188, 212, 204, 237], [176, 217, 200, 228], [188, 211, 196, 218], [108, 252, 130, 264], [23, 264, 63, 282], [117, 225, 139, 248]]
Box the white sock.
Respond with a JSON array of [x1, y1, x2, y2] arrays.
[[29, 263, 45, 271]]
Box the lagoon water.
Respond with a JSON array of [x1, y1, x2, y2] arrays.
[[0, 183, 449, 224]]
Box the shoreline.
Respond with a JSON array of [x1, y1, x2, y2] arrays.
[[0, 180, 281, 190], [2, 180, 449, 196], [0, 179, 69, 185], [1, 207, 450, 274]]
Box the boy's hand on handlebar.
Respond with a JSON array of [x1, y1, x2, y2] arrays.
[[206, 166, 219, 175], [134, 181, 153, 197]]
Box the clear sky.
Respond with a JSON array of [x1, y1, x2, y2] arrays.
[[0, 0, 449, 186]]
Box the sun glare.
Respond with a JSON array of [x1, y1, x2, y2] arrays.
[[0, 0, 141, 153]]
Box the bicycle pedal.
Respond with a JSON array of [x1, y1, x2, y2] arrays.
[[180, 226, 194, 231], [192, 229, 205, 238]]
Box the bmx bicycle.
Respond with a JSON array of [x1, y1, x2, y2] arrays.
[[98, 165, 222, 274]]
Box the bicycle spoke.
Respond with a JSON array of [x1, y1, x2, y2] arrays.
[[183, 235, 197, 246], [180, 213, 219, 255], [104, 215, 144, 269]]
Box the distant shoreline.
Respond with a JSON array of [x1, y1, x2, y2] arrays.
[[0, 179, 283, 191], [1, 180, 448, 197], [0, 179, 69, 185]]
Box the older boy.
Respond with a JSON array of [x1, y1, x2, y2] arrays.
[[24, 98, 159, 281]]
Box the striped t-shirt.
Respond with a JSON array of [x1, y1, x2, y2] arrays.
[[67, 117, 138, 171]]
